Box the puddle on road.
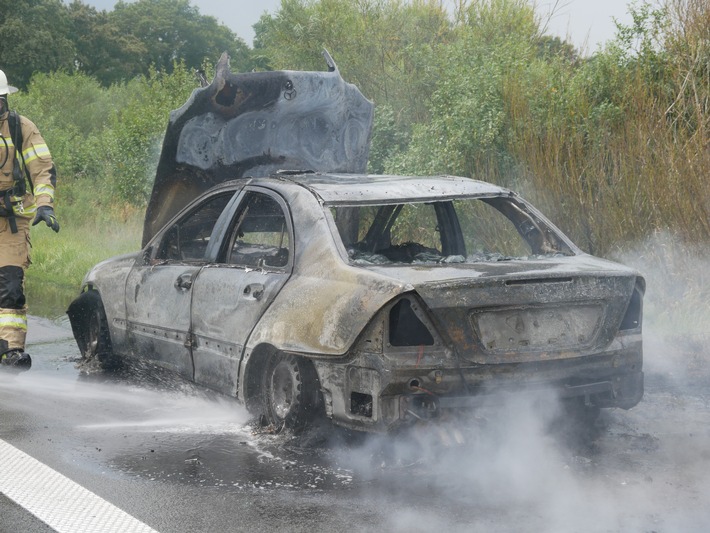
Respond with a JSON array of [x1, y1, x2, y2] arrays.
[[109, 430, 356, 492], [64, 358, 356, 493], [10, 324, 710, 532]]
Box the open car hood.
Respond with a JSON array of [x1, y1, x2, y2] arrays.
[[143, 51, 374, 246]]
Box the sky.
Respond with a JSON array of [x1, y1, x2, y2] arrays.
[[81, 0, 638, 52]]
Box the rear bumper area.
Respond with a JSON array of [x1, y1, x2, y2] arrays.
[[313, 336, 643, 432], [416, 371, 643, 411]]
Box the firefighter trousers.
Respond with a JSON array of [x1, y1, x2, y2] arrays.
[[0, 216, 30, 351]]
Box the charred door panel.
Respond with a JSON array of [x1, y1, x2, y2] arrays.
[[190, 188, 293, 394], [190, 268, 290, 394], [125, 264, 198, 378]]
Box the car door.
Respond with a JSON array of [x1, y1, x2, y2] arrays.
[[124, 190, 237, 378], [190, 188, 293, 394]]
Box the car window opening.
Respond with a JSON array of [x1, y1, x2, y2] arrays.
[[228, 192, 291, 268], [156, 192, 234, 262], [330, 197, 572, 266]]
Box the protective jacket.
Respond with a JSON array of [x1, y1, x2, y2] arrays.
[[0, 110, 56, 218], [0, 110, 57, 351]]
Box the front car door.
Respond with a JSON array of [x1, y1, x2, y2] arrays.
[[190, 188, 293, 394], [124, 190, 237, 378]]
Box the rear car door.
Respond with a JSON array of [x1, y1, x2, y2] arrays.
[[190, 188, 293, 394], [124, 191, 237, 378]]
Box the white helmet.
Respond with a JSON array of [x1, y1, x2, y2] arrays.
[[0, 70, 18, 96]]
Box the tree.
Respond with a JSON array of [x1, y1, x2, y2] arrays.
[[255, 0, 453, 171], [0, 0, 76, 89], [108, 0, 252, 78], [67, 1, 148, 86], [391, 0, 540, 179]]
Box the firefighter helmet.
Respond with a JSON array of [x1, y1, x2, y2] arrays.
[[0, 70, 18, 95]]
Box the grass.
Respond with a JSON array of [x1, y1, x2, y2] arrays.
[[26, 212, 143, 318]]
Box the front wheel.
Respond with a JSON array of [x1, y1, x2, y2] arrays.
[[262, 353, 320, 430], [67, 290, 118, 369]]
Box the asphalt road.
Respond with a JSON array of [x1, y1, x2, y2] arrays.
[[1, 318, 709, 532]]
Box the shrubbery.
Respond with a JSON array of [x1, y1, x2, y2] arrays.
[[5, 0, 707, 316]]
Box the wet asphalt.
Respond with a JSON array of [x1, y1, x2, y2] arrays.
[[1, 318, 709, 532]]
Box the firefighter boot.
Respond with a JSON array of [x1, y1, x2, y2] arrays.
[[0, 339, 31, 370]]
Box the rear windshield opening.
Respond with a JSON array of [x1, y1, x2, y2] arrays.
[[329, 197, 572, 266]]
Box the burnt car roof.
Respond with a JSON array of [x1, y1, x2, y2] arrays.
[[204, 173, 512, 204], [143, 51, 374, 246], [282, 173, 512, 203]]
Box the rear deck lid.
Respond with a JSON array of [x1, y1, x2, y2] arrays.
[[382, 256, 639, 363]]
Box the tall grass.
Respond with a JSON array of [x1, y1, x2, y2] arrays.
[[26, 201, 143, 318], [502, 0, 709, 256]]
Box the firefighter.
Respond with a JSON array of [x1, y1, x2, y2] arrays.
[[0, 69, 59, 370]]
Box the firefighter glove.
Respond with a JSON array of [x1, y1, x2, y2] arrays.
[[32, 205, 60, 233]]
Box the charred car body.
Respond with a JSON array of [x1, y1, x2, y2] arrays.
[[68, 53, 644, 432]]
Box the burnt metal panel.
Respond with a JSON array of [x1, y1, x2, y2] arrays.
[[471, 302, 604, 353], [414, 271, 637, 364], [143, 52, 374, 247], [242, 183, 410, 357], [298, 174, 506, 204]]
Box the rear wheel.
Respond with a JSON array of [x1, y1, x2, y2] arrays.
[[557, 397, 602, 443], [262, 352, 320, 430], [564, 398, 601, 425]]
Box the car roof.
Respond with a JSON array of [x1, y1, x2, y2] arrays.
[[252, 172, 513, 204]]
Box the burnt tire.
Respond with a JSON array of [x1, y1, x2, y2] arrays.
[[262, 353, 320, 430], [556, 398, 602, 444], [563, 398, 601, 426], [67, 291, 118, 369]]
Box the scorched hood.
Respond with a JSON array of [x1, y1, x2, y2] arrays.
[[143, 51, 374, 246]]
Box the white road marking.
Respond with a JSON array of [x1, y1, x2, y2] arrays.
[[0, 439, 159, 533]]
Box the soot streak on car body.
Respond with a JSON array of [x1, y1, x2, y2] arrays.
[[67, 52, 644, 435]]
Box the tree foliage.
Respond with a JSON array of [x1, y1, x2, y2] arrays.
[[3, 0, 709, 256], [255, 0, 453, 170], [107, 0, 252, 81], [0, 0, 76, 88], [1, 0, 251, 88]]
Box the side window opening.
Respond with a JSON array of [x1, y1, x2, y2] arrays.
[[227, 192, 291, 268], [156, 193, 234, 262], [332, 203, 445, 264]]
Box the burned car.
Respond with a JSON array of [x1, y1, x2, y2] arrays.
[[68, 54, 644, 432]]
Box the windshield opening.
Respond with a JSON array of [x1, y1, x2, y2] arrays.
[[328, 197, 573, 266]]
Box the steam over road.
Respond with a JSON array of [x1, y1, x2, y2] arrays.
[[1, 317, 709, 532]]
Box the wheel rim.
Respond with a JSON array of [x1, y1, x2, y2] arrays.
[[269, 360, 297, 421]]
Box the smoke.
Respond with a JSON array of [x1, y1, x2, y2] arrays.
[[318, 384, 709, 532], [320, 231, 710, 532], [610, 230, 710, 381], [325, 393, 613, 533], [0, 360, 250, 435], [174, 227, 709, 530]]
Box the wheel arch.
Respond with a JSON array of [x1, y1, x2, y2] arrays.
[[67, 288, 107, 353], [240, 343, 279, 414], [66, 288, 118, 368]]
